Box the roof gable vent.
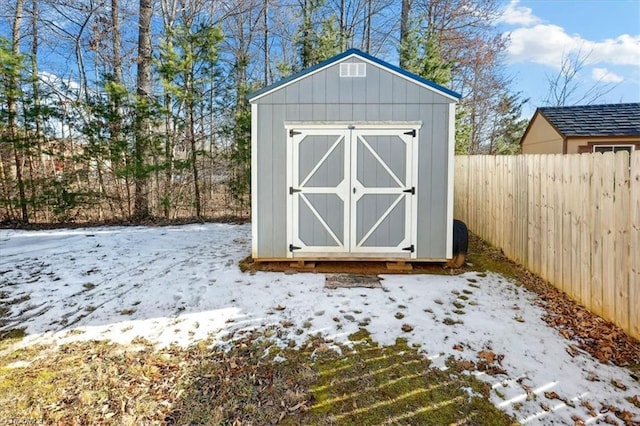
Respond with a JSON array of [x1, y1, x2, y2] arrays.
[[340, 62, 366, 77]]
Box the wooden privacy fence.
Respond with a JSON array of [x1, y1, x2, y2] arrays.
[[454, 152, 640, 341]]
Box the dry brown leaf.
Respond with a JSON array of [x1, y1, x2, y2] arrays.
[[456, 360, 475, 371], [571, 415, 586, 426], [614, 409, 634, 424], [611, 379, 627, 391], [544, 391, 560, 400], [586, 371, 600, 382], [478, 350, 495, 363]]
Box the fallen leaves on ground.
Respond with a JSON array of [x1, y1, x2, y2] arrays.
[[0, 331, 315, 425], [470, 234, 640, 369]]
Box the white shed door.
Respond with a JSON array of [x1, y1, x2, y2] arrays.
[[288, 126, 418, 257]]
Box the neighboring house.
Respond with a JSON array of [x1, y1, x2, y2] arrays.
[[520, 103, 640, 154]]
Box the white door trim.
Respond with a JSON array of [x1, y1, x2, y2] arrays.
[[286, 123, 420, 258]]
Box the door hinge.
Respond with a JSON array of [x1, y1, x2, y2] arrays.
[[402, 244, 415, 252], [403, 187, 415, 194], [289, 187, 301, 195], [404, 129, 416, 137], [289, 129, 301, 137], [289, 244, 301, 252]]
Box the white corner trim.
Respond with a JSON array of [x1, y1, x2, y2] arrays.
[[251, 103, 258, 258], [446, 103, 455, 258]]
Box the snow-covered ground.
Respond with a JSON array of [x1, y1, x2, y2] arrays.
[[0, 223, 638, 424]]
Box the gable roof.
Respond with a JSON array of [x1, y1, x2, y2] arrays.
[[247, 48, 461, 102], [538, 103, 640, 137]]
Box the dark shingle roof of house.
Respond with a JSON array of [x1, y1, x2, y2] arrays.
[[539, 103, 640, 137]]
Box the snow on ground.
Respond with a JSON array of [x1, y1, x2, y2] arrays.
[[0, 223, 638, 424]]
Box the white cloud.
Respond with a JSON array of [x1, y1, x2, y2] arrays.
[[507, 24, 583, 66], [587, 34, 640, 66], [498, 0, 541, 26], [506, 24, 640, 68], [591, 67, 624, 83], [500, 0, 640, 69]]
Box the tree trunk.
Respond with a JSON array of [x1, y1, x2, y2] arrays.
[[110, 0, 127, 217], [111, 0, 123, 86], [30, 0, 44, 155], [339, 0, 346, 51], [363, 0, 371, 52], [160, 0, 178, 219], [133, 0, 153, 219], [188, 103, 201, 218], [10, 0, 28, 223], [399, 0, 412, 68], [263, 0, 269, 86], [300, 0, 312, 68]]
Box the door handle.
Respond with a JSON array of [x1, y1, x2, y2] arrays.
[[353, 187, 356, 194]]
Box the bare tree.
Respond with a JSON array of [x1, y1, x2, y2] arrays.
[[544, 47, 619, 106]]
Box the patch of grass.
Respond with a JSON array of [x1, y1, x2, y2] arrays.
[[0, 330, 515, 425], [0, 327, 26, 342], [82, 282, 96, 290], [0, 339, 181, 424], [394, 312, 405, 320], [401, 324, 414, 332], [298, 331, 514, 425], [358, 318, 371, 327], [453, 301, 465, 309], [466, 235, 521, 281], [119, 309, 136, 316], [443, 317, 464, 326]]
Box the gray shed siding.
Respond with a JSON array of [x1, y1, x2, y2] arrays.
[[253, 56, 454, 259]]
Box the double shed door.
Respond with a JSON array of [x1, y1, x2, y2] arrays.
[[287, 124, 419, 258]]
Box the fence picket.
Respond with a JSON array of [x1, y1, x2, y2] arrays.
[[630, 152, 640, 339], [601, 153, 616, 321], [553, 154, 563, 292], [614, 151, 630, 332], [579, 155, 592, 309]]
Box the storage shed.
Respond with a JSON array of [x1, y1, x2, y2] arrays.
[[248, 49, 461, 262]]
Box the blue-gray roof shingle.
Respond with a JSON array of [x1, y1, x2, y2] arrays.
[[539, 103, 640, 137]]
